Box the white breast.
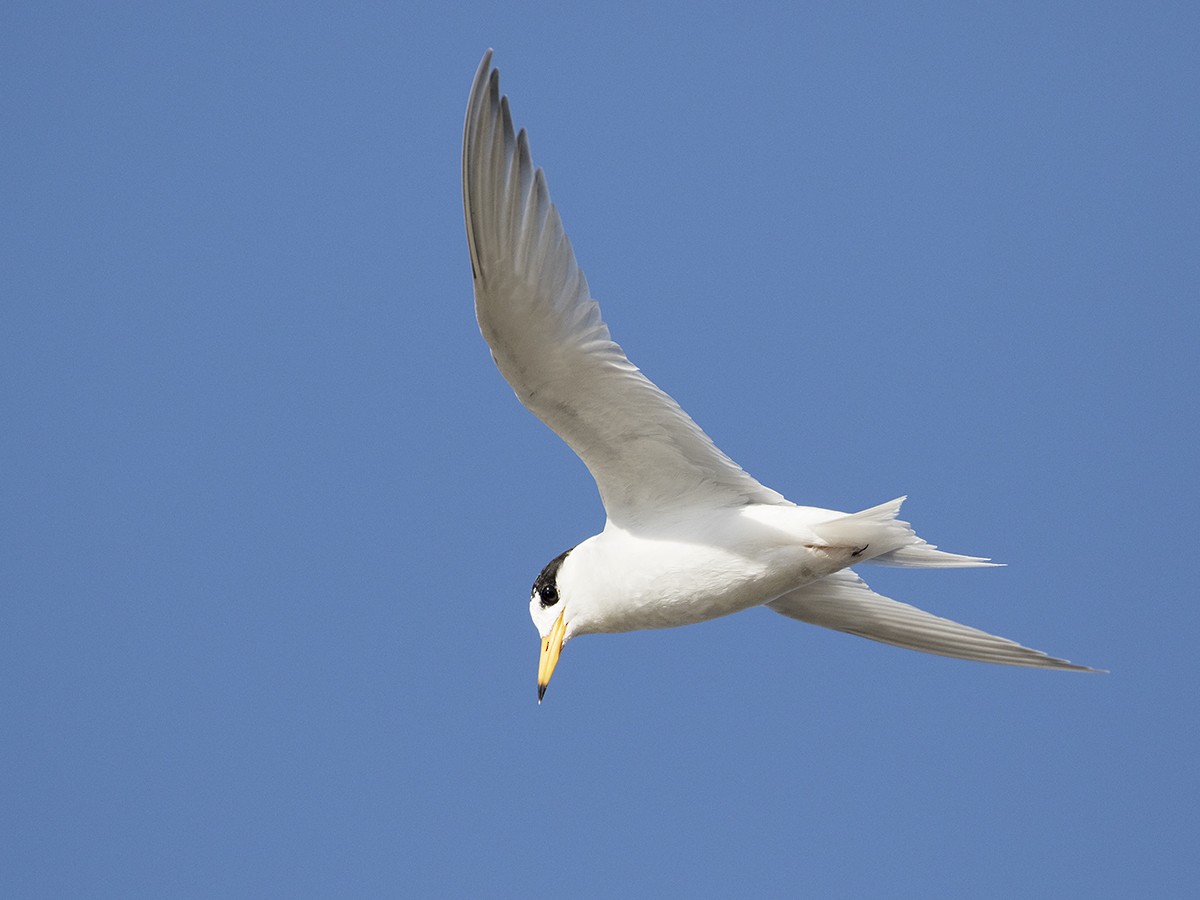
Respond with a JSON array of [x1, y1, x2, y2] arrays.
[[563, 505, 850, 635]]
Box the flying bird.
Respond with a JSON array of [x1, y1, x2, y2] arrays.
[[461, 50, 1098, 701]]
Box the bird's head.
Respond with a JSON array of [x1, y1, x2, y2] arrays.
[[530, 546, 578, 703]]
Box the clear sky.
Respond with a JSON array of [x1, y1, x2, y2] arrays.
[[3, 2, 1197, 897]]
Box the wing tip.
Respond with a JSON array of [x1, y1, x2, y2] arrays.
[[476, 48, 494, 79]]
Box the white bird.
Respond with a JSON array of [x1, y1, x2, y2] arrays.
[[462, 50, 1098, 701]]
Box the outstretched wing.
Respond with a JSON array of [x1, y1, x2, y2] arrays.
[[463, 51, 787, 525], [768, 570, 1100, 671]]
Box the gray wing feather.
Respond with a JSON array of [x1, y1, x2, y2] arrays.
[[769, 570, 1099, 671], [463, 51, 788, 525]]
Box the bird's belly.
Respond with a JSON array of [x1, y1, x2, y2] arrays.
[[586, 542, 824, 634]]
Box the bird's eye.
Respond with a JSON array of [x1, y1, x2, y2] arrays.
[[539, 585, 559, 607]]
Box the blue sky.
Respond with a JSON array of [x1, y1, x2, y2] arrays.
[[3, 2, 1197, 896]]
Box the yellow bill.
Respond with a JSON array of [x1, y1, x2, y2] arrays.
[[537, 612, 567, 703]]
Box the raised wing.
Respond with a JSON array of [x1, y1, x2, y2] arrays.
[[463, 51, 787, 525], [768, 570, 1099, 671]]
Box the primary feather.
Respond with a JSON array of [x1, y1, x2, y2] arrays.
[[769, 570, 1097, 671], [463, 50, 788, 526]]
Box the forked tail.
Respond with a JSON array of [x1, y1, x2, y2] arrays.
[[813, 496, 999, 569]]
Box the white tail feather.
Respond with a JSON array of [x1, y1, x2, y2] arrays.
[[814, 497, 998, 568], [870, 543, 1000, 568]]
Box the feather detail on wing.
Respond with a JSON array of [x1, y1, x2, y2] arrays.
[[463, 51, 788, 525], [768, 570, 1100, 671]]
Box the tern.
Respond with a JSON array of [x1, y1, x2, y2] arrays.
[[462, 50, 1098, 701]]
